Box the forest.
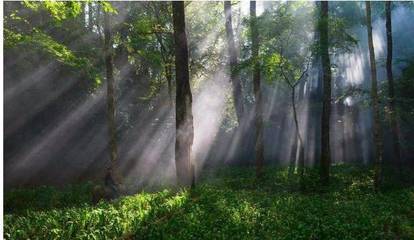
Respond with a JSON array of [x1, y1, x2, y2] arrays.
[[3, 1, 414, 239]]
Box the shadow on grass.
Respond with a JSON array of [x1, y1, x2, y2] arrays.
[[4, 183, 95, 215], [6, 165, 413, 216], [200, 164, 414, 195]]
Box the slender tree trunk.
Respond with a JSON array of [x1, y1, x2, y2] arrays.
[[80, 2, 86, 29], [319, 1, 331, 185], [291, 88, 305, 184], [104, 10, 120, 191], [385, 2, 402, 172], [97, 4, 104, 44], [88, 2, 93, 30], [250, 1, 264, 178], [366, 1, 384, 191], [224, 1, 244, 123], [288, 135, 298, 176], [172, 1, 194, 187], [166, 62, 173, 105]]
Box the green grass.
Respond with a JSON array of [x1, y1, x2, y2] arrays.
[[4, 165, 414, 239]]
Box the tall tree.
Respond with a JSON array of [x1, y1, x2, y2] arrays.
[[172, 1, 194, 186], [104, 9, 121, 193], [250, 1, 264, 178], [278, 57, 311, 187], [319, 1, 332, 185], [366, 1, 383, 191], [224, 1, 243, 123], [385, 1, 401, 172]]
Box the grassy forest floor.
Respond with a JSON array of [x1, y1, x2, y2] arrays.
[[4, 165, 414, 239]]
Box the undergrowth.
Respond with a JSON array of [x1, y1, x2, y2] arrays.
[[4, 165, 414, 239]]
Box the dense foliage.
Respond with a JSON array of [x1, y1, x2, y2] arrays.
[[5, 165, 414, 239]]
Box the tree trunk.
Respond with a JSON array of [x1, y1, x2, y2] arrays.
[[250, 1, 264, 178], [366, 1, 384, 191], [104, 10, 120, 191], [291, 88, 305, 185], [172, 1, 194, 187], [80, 2, 86, 29], [224, 1, 243, 123], [97, 4, 104, 44], [385, 2, 401, 173], [166, 62, 173, 105], [319, 1, 331, 185], [88, 2, 93, 30]]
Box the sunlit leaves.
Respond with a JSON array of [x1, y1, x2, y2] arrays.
[[4, 28, 24, 49], [6, 10, 30, 24], [6, 27, 102, 89], [100, 1, 118, 14], [255, 1, 314, 88], [32, 29, 84, 67], [6, 0, 105, 91], [23, 0, 82, 22], [263, 53, 283, 83]]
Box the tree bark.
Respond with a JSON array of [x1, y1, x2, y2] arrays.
[[172, 1, 194, 187], [104, 10, 120, 191], [319, 1, 331, 185], [385, 2, 402, 172], [366, 1, 384, 191], [224, 1, 243, 123], [250, 1, 264, 178]]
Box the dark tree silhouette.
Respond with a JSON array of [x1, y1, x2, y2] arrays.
[[385, 1, 402, 173], [250, 1, 264, 178], [366, 1, 384, 191], [104, 9, 121, 193], [172, 1, 194, 186], [319, 1, 332, 185]]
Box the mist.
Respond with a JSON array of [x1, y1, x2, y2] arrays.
[[4, 1, 414, 191]]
